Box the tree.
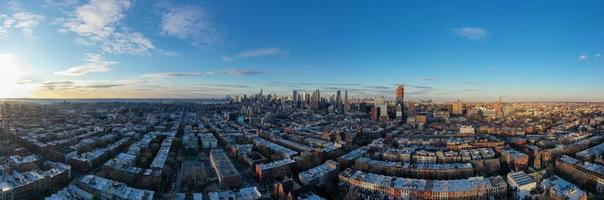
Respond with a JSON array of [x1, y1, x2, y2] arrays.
[[93, 193, 101, 200]]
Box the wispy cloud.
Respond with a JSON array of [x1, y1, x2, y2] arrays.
[[237, 48, 286, 58], [61, 0, 155, 55], [40, 80, 125, 90], [220, 69, 263, 76], [44, 0, 80, 10], [0, 12, 44, 40], [407, 85, 434, 90], [451, 27, 489, 41], [55, 53, 117, 76], [419, 77, 437, 81], [464, 81, 486, 86], [8, 0, 23, 11], [221, 48, 287, 62], [222, 56, 234, 62], [159, 4, 222, 48], [142, 72, 205, 78], [140, 69, 263, 79], [364, 85, 390, 90], [463, 88, 483, 92], [578, 53, 602, 62]]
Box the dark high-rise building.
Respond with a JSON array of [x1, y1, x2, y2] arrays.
[[336, 91, 343, 113], [311, 89, 320, 110], [292, 90, 299, 108], [344, 90, 350, 113]]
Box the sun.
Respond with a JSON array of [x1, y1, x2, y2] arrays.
[[0, 54, 28, 98]]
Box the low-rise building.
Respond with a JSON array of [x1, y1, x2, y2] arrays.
[[199, 133, 218, 150], [210, 149, 241, 188], [255, 159, 295, 181], [298, 160, 339, 185], [77, 175, 154, 200], [338, 168, 507, 199], [541, 176, 588, 200], [208, 186, 261, 200], [507, 171, 536, 199], [501, 148, 529, 171], [556, 155, 604, 194]]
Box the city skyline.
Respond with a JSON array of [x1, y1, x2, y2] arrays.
[[1, 0, 604, 102]]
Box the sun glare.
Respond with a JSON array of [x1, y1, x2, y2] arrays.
[[0, 54, 27, 98]]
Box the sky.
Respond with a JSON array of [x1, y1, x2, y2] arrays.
[[0, 0, 603, 102]]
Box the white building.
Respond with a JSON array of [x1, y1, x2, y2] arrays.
[[459, 125, 475, 135], [507, 171, 536, 199]]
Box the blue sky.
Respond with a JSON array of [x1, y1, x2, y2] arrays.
[[0, 0, 603, 101]]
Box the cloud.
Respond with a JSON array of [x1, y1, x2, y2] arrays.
[[578, 54, 588, 61], [44, 0, 80, 10], [595, 53, 601, 58], [406, 90, 433, 96], [222, 69, 263, 76], [160, 5, 222, 48], [8, 0, 23, 11], [222, 56, 234, 62], [141, 72, 204, 78], [61, 0, 155, 55], [16, 79, 34, 85], [463, 88, 483, 92], [451, 27, 489, 40], [237, 48, 286, 58], [205, 84, 250, 88], [364, 85, 390, 90], [40, 80, 125, 90], [1, 12, 44, 40], [420, 77, 437, 81], [407, 85, 434, 90], [464, 81, 486, 86], [40, 80, 76, 90], [140, 69, 263, 78], [221, 48, 286, 62], [55, 53, 117, 76]]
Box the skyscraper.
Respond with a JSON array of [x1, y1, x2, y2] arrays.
[[494, 96, 503, 118], [407, 101, 416, 117], [375, 96, 385, 105], [452, 100, 463, 115], [396, 103, 403, 120], [311, 89, 320, 110], [336, 91, 343, 113], [374, 96, 388, 121], [344, 90, 350, 113], [292, 90, 299, 108], [396, 85, 404, 104], [395, 85, 405, 120], [302, 92, 311, 108]]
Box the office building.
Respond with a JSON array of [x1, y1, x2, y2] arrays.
[[395, 85, 404, 105], [452, 100, 463, 115], [311, 89, 320, 110]]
